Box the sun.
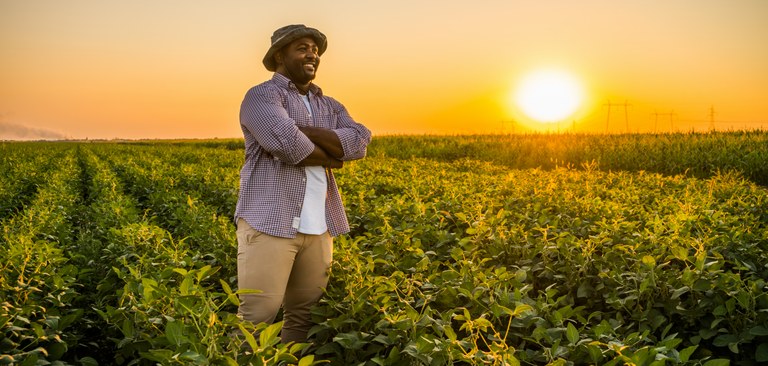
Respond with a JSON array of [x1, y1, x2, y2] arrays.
[[513, 69, 584, 123]]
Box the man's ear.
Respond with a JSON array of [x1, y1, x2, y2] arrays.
[[274, 51, 284, 66]]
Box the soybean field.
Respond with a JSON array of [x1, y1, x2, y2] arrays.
[[1, 131, 767, 365]]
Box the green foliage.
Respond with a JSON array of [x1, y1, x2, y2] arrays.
[[367, 131, 768, 186], [1, 146, 84, 364], [0, 142, 56, 221], [320, 155, 767, 365], [1, 134, 766, 365]]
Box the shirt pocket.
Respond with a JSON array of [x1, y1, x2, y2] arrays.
[[313, 113, 339, 129]]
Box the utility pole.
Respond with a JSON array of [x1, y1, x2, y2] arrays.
[[709, 106, 716, 132], [653, 111, 676, 133], [669, 111, 677, 132], [655, 111, 676, 132], [604, 100, 631, 133], [624, 100, 630, 133]]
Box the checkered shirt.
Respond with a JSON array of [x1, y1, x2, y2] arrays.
[[235, 73, 371, 238]]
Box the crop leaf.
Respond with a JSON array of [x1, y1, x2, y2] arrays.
[[756, 343, 768, 362], [679, 345, 697, 362], [566, 323, 579, 344], [165, 320, 187, 346], [702, 359, 730, 366], [670, 286, 690, 300], [444, 325, 457, 342], [641, 255, 656, 267], [333, 332, 365, 350], [260, 321, 283, 347], [298, 355, 315, 366], [237, 323, 258, 352], [179, 351, 207, 364], [713, 334, 738, 347], [79, 357, 98, 366]]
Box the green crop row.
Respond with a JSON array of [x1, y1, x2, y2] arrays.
[[1, 147, 84, 364], [0, 143, 63, 221]]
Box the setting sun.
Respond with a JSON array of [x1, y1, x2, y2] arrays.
[[514, 69, 584, 123], [1, 1, 767, 138]]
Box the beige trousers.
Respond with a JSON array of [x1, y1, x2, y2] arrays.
[[236, 218, 333, 344]]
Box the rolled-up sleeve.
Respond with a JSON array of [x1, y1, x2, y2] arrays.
[[240, 85, 315, 165], [329, 99, 372, 161]]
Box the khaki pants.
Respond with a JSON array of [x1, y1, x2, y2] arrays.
[[236, 218, 333, 344]]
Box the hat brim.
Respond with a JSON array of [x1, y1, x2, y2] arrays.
[[262, 28, 327, 71]]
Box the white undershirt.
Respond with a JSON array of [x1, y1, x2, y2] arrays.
[[296, 93, 328, 234]]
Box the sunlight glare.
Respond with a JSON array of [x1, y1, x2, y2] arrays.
[[514, 69, 584, 123]]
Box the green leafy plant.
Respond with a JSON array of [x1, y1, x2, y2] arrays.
[[1, 133, 766, 365]]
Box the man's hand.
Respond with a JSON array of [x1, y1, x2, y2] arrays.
[[298, 126, 344, 159], [297, 145, 343, 168]]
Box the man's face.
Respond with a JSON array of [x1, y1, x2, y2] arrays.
[[275, 37, 320, 87]]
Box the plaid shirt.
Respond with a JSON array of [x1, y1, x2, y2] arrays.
[[235, 73, 371, 238]]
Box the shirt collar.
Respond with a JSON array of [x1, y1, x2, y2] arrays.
[[271, 73, 323, 96]]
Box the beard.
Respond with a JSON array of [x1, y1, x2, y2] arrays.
[[284, 59, 318, 86]]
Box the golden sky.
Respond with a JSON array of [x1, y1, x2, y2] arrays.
[[2, 0, 767, 139]]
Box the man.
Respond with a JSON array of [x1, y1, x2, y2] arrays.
[[235, 24, 371, 344]]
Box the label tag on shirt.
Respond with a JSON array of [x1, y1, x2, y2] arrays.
[[292, 217, 301, 229]]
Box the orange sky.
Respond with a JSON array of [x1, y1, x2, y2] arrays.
[[2, 0, 767, 140]]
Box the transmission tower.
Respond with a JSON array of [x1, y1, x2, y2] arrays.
[[604, 100, 631, 133], [709, 106, 716, 131], [654, 111, 676, 132]]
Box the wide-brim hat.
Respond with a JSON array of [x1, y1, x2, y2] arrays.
[[263, 24, 327, 72]]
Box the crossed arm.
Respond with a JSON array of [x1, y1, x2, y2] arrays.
[[240, 85, 371, 169], [296, 126, 344, 169]]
